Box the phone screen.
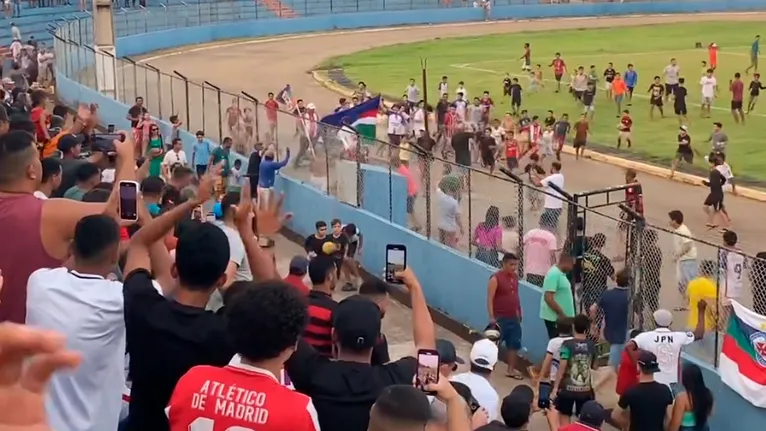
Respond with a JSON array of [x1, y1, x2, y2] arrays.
[[385, 246, 406, 283], [415, 350, 440, 392], [119, 182, 138, 221], [107, 124, 115, 133]]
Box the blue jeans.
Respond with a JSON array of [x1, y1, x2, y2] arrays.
[[497, 317, 522, 351], [677, 259, 697, 296], [608, 343, 624, 367]]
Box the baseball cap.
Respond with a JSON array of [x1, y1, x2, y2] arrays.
[[637, 350, 661, 373], [578, 400, 606, 427], [57, 133, 85, 153], [653, 309, 673, 327], [469, 338, 498, 370], [289, 255, 309, 275], [435, 339, 465, 365], [680, 125, 688, 132], [307, 103, 316, 110], [332, 297, 382, 351]]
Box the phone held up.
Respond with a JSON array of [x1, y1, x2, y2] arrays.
[[415, 349, 440, 394], [385, 244, 407, 284], [118, 181, 139, 222]]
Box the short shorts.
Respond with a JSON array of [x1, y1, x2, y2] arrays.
[[555, 73, 563, 82], [675, 151, 693, 164], [674, 105, 688, 116], [701, 96, 714, 105], [704, 193, 724, 211], [731, 100, 743, 111], [651, 98, 663, 107], [665, 83, 679, 96], [573, 139, 586, 148], [555, 390, 595, 417]]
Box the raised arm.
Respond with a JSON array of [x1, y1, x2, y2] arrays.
[[396, 267, 435, 351]]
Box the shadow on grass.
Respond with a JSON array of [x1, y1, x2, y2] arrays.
[[320, 66, 766, 190]]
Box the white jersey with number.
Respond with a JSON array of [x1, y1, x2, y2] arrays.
[[633, 328, 695, 386], [545, 336, 572, 380], [719, 248, 746, 301]]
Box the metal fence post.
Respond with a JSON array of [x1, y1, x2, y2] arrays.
[[174, 70, 191, 130], [467, 169, 473, 257], [123, 56, 140, 108], [204, 81, 223, 144], [83, 45, 98, 89], [145, 63, 163, 119]]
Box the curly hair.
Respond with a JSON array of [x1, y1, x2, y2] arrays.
[[226, 280, 308, 362]]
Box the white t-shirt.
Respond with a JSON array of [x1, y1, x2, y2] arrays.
[[633, 328, 695, 386], [213, 221, 253, 282], [436, 189, 461, 233], [523, 228, 557, 276], [501, 229, 519, 257], [720, 248, 746, 300], [453, 99, 467, 121], [540, 172, 565, 209], [663, 65, 680, 85], [26, 268, 125, 431], [455, 86, 468, 99], [338, 125, 358, 151], [101, 169, 115, 184], [700, 76, 717, 98], [450, 372, 499, 421], [546, 336, 573, 380], [162, 149, 187, 167], [673, 224, 697, 261]]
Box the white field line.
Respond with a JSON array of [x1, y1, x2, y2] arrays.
[[468, 46, 753, 65], [449, 63, 766, 118]]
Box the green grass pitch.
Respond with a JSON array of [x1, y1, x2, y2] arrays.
[[327, 22, 765, 183]]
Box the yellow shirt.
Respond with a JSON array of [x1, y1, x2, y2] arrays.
[[687, 276, 718, 331]]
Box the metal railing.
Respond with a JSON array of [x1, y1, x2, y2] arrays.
[[52, 3, 766, 369]]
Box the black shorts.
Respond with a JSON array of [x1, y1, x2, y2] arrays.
[[196, 164, 207, 177], [555, 73, 563, 82], [573, 139, 586, 148], [481, 152, 495, 167], [574, 90, 584, 100], [555, 390, 595, 417], [665, 83, 678, 96], [347, 242, 358, 258], [731, 100, 743, 110], [511, 99, 521, 108], [627, 86, 634, 94], [334, 258, 344, 277], [651, 98, 663, 107], [674, 105, 687, 115], [543, 319, 558, 339], [506, 157, 518, 170], [676, 151, 693, 164], [704, 193, 724, 211], [406, 195, 416, 214], [388, 134, 403, 146]]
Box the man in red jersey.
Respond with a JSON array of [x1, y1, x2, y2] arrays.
[[617, 110, 632, 149], [729, 72, 746, 124], [166, 281, 320, 431], [616, 168, 643, 261], [264, 92, 280, 144], [550, 52, 567, 93], [708, 42, 719, 70]]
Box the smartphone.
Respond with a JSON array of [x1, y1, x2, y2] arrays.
[[415, 349, 440, 394], [107, 124, 115, 133], [385, 244, 407, 284], [118, 181, 139, 222], [537, 381, 552, 409]]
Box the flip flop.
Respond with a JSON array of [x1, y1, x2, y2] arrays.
[[506, 370, 524, 380]]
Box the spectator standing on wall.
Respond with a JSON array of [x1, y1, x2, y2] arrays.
[[523, 217, 558, 287], [540, 254, 576, 339], [487, 252, 524, 380], [669, 210, 697, 311], [436, 175, 463, 249]]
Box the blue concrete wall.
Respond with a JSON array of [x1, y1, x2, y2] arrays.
[[56, 1, 766, 425]]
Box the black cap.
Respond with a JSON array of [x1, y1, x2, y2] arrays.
[[637, 350, 660, 373], [332, 297, 381, 350], [578, 400, 606, 427], [57, 133, 85, 153], [435, 339, 465, 365]]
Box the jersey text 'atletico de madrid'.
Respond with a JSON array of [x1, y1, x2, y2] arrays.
[[166, 358, 320, 431]]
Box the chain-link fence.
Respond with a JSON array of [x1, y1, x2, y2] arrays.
[[54, 7, 766, 369]]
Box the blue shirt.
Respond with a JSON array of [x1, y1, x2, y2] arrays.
[[598, 287, 630, 344], [624, 70, 638, 88], [192, 140, 212, 166], [753, 40, 760, 55], [258, 156, 290, 188]]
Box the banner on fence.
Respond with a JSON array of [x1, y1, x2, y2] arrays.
[[720, 300, 766, 408]]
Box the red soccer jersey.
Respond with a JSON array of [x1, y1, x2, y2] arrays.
[[552, 58, 566, 75], [505, 139, 519, 158], [445, 112, 458, 135], [620, 115, 633, 132], [625, 182, 643, 215], [615, 348, 639, 396], [265, 100, 279, 122], [709, 45, 719, 65], [166, 360, 319, 431]]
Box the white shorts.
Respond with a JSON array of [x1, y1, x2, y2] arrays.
[[702, 96, 714, 105], [540, 141, 554, 157], [604, 81, 612, 91], [257, 186, 274, 205], [583, 104, 595, 113]]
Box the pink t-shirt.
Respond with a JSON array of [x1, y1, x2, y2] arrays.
[[397, 165, 419, 197], [523, 228, 557, 276], [474, 224, 501, 249]]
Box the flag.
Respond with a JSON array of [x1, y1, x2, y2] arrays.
[[276, 85, 294, 110], [719, 300, 766, 407], [320, 96, 380, 142]]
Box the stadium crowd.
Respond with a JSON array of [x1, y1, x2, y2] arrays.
[[0, 72, 734, 431]]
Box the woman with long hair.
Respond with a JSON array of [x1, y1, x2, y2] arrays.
[[436, 175, 463, 248], [668, 363, 714, 431], [473, 205, 501, 267], [146, 123, 165, 178]]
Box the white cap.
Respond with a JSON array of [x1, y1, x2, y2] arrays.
[[653, 309, 674, 327], [680, 125, 688, 132], [469, 339, 499, 370], [306, 103, 316, 110]]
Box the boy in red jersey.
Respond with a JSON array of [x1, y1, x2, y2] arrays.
[[550, 52, 567, 93], [504, 131, 520, 171], [617, 110, 632, 149], [166, 282, 320, 431]]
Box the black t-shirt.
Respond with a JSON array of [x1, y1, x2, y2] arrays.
[[123, 269, 234, 430], [304, 234, 335, 256], [603, 68, 616, 83], [53, 158, 86, 198], [247, 150, 262, 177], [707, 169, 726, 195], [510, 84, 522, 100], [371, 334, 391, 366], [648, 84, 664, 100], [128, 105, 147, 128], [416, 135, 436, 154], [750, 80, 766, 96], [503, 77, 512, 91], [677, 134, 691, 153], [523, 163, 546, 181], [618, 381, 673, 431], [544, 115, 556, 128], [582, 88, 596, 106], [451, 132, 472, 166], [582, 248, 614, 292], [674, 86, 688, 106], [436, 101, 449, 124], [330, 233, 350, 261], [479, 136, 496, 154], [286, 340, 417, 431]]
